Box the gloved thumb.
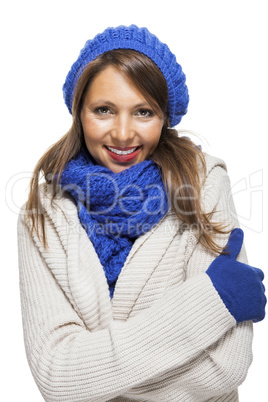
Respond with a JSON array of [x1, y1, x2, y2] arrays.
[[224, 228, 244, 259]]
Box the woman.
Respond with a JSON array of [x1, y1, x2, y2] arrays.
[[18, 25, 266, 401]]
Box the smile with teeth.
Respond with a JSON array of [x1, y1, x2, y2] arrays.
[[106, 146, 140, 155]]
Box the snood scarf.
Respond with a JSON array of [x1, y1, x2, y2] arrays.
[[60, 149, 169, 297]]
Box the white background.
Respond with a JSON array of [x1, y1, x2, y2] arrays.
[[1, 0, 267, 400]]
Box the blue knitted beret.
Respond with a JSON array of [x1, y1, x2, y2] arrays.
[[63, 25, 189, 127]]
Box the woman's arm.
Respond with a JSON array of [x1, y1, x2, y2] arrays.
[[18, 205, 235, 402], [122, 162, 257, 401]]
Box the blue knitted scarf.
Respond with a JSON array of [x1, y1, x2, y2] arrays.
[[60, 149, 169, 297]]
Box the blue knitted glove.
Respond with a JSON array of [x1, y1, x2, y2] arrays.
[[206, 228, 266, 323]]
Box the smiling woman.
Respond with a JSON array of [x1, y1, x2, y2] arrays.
[[80, 65, 164, 172], [18, 25, 266, 402]]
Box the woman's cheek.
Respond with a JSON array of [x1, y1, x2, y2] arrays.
[[83, 117, 111, 137]]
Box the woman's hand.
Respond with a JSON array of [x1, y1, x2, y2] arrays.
[[206, 228, 266, 323]]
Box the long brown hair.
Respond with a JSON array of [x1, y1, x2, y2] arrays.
[[26, 49, 228, 252]]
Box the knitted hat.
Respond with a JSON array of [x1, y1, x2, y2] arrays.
[[63, 25, 189, 127]]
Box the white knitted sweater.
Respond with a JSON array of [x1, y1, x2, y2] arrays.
[[18, 154, 253, 402]]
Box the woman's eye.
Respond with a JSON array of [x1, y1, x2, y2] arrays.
[[137, 109, 154, 117], [95, 106, 111, 115]]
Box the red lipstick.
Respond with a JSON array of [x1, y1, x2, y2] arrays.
[[105, 146, 142, 163]]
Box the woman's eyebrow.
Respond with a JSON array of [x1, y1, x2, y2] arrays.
[[87, 100, 115, 107], [88, 100, 151, 109]]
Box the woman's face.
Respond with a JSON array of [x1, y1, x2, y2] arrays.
[[80, 66, 164, 173]]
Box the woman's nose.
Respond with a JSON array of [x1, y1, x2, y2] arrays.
[[110, 114, 134, 143]]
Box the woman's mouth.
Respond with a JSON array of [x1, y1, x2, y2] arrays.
[[104, 145, 142, 163]]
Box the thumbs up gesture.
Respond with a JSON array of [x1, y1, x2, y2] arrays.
[[206, 229, 266, 323]]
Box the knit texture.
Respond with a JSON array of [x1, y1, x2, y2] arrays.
[[63, 25, 189, 127], [18, 154, 253, 401], [206, 228, 266, 323], [60, 149, 169, 297]]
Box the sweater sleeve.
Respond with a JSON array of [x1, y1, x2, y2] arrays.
[[18, 206, 236, 402]]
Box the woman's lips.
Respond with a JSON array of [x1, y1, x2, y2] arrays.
[[105, 145, 142, 163]]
